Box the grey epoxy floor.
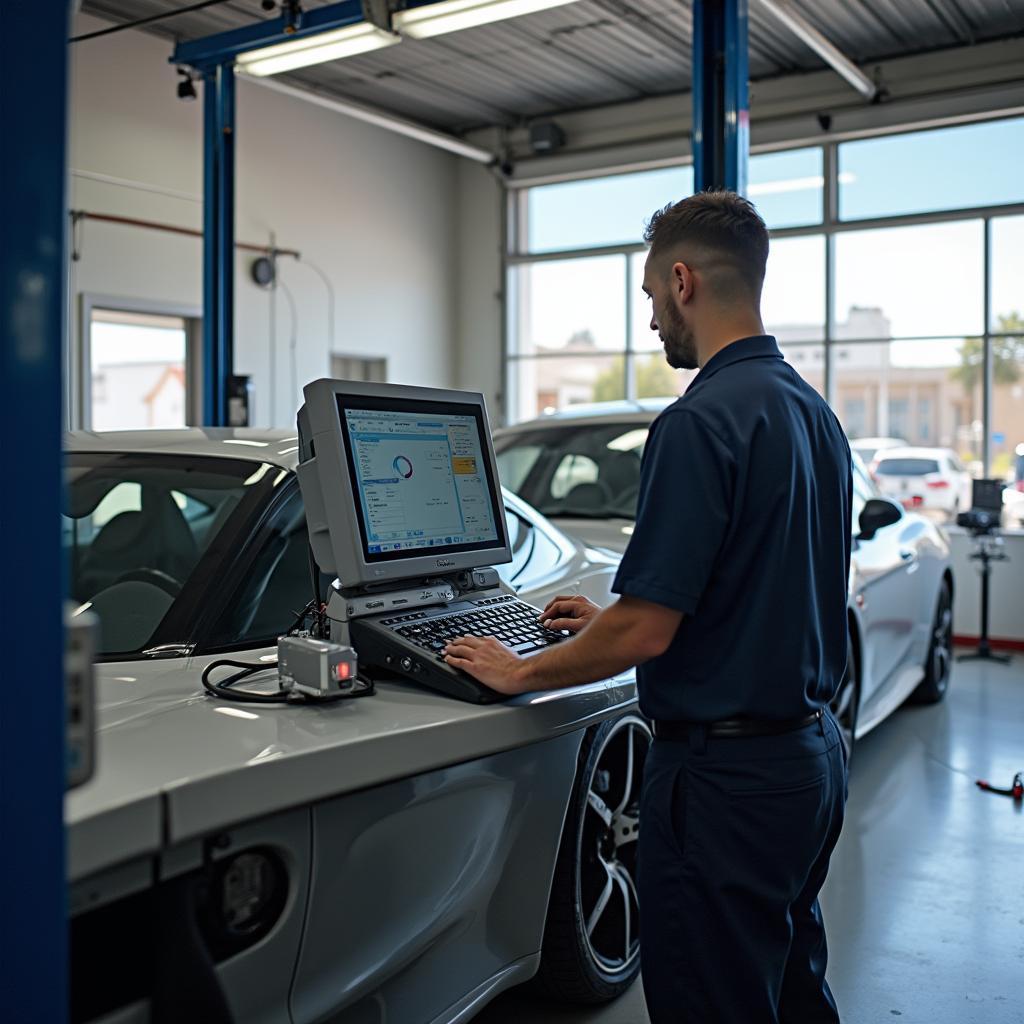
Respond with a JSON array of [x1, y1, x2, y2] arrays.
[[477, 656, 1024, 1024]]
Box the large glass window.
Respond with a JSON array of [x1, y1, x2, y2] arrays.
[[833, 337, 983, 475], [762, 235, 826, 341], [833, 221, 984, 340], [838, 118, 1024, 220], [749, 148, 823, 229], [526, 166, 693, 254], [510, 116, 1024, 498], [511, 255, 626, 355]]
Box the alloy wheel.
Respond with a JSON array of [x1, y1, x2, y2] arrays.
[[578, 715, 651, 975], [931, 594, 953, 695]]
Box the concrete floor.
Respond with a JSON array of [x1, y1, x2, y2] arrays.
[[477, 655, 1024, 1024]]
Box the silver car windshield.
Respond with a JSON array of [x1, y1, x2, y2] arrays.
[[65, 453, 279, 656], [494, 424, 648, 520]]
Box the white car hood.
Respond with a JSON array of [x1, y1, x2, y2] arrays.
[[68, 564, 634, 884]]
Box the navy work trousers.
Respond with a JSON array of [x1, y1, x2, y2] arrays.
[[638, 709, 848, 1023]]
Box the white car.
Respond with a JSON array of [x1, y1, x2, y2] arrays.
[[871, 446, 973, 518], [65, 429, 644, 1024], [494, 403, 955, 755], [849, 436, 908, 467]]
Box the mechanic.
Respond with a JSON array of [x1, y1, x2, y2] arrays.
[[445, 190, 852, 1023]]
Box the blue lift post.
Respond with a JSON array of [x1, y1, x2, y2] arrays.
[[203, 63, 236, 426], [692, 0, 750, 194], [0, 2, 70, 1020], [174, 0, 365, 426]]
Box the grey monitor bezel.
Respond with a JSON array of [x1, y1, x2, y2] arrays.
[[297, 378, 513, 589]]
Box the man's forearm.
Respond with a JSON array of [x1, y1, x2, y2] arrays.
[[516, 601, 669, 692]]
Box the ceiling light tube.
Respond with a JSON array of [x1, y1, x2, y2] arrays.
[[394, 0, 584, 40], [236, 23, 398, 77]]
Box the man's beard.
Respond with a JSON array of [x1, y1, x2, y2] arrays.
[[660, 302, 698, 370]]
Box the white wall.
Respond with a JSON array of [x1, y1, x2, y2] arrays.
[[68, 13, 460, 429], [454, 160, 505, 420], [948, 529, 1024, 645]]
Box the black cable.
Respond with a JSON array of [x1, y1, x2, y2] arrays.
[[201, 658, 375, 704], [70, 0, 238, 43]]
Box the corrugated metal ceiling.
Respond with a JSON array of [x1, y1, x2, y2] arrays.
[[78, 0, 1024, 132]]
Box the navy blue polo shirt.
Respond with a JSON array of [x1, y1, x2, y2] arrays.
[[612, 335, 852, 723]]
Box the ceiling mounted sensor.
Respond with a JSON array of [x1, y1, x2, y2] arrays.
[[529, 120, 566, 154], [176, 68, 197, 101], [235, 22, 398, 76], [393, 0, 585, 40]]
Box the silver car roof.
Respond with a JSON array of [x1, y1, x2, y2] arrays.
[[67, 428, 301, 469], [496, 398, 670, 434]]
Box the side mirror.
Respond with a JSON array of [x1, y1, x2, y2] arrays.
[[858, 497, 903, 541]]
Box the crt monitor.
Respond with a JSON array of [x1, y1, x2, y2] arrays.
[[297, 379, 512, 588]]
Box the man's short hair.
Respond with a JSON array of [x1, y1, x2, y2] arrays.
[[644, 190, 769, 301]]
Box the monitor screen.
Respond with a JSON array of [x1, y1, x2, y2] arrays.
[[337, 395, 506, 564]]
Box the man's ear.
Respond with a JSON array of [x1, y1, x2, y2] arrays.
[[672, 261, 693, 303]]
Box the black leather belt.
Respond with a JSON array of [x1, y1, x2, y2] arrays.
[[652, 708, 822, 740]]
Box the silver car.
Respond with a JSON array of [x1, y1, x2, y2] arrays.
[[494, 402, 955, 752], [65, 429, 646, 1024]]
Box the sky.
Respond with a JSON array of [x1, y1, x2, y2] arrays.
[[519, 118, 1024, 373], [91, 321, 187, 367]]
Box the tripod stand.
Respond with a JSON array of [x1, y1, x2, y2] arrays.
[[957, 531, 1011, 664]]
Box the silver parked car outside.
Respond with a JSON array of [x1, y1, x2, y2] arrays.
[[493, 401, 955, 752], [65, 429, 646, 1024]]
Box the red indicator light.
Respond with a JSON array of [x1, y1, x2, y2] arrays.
[[336, 662, 351, 681]]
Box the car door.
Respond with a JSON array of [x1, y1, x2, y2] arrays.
[[850, 461, 922, 707]]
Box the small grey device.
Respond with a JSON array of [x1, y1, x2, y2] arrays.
[[278, 636, 359, 698], [66, 605, 98, 790]]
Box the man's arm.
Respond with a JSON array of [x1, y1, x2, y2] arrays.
[[443, 595, 682, 695]]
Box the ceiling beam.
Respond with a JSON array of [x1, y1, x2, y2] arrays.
[[754, 0, 879, 101]]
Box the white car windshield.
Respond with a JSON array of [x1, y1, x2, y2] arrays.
[[495, 424, 649, 521]]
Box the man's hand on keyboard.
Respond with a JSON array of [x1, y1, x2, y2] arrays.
[[443, 637, 528, 694], [538, 594, 600, 633]]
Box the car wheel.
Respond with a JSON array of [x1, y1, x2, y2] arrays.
[[533, 714, 650, 1003], [911, 579, 953, 703], [829, 632, 859, 761]]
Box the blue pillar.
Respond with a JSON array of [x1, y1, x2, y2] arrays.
[[0, 2, 69, 1020], [202, 62, 236, 426], [692, 0, 750, 194]]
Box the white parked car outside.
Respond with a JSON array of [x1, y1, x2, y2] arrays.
[[849, 436, 908, 467], [871, 446, 973, 518]]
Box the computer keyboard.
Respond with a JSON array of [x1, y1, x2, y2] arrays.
[[383, 595, 570, 657], [349, 594, 571, 704]]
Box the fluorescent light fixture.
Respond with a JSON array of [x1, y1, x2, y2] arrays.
[[394, 0, 583, 39], [236, 23, 398, 77]]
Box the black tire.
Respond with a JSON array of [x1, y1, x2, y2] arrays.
[[830, 631, 859, 761], [533, 713, 650, 1004], [911, 578, 953, 704]]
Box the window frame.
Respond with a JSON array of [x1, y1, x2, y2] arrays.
[[77, 293, 203, 431], [505, 115, 1024, 475]]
